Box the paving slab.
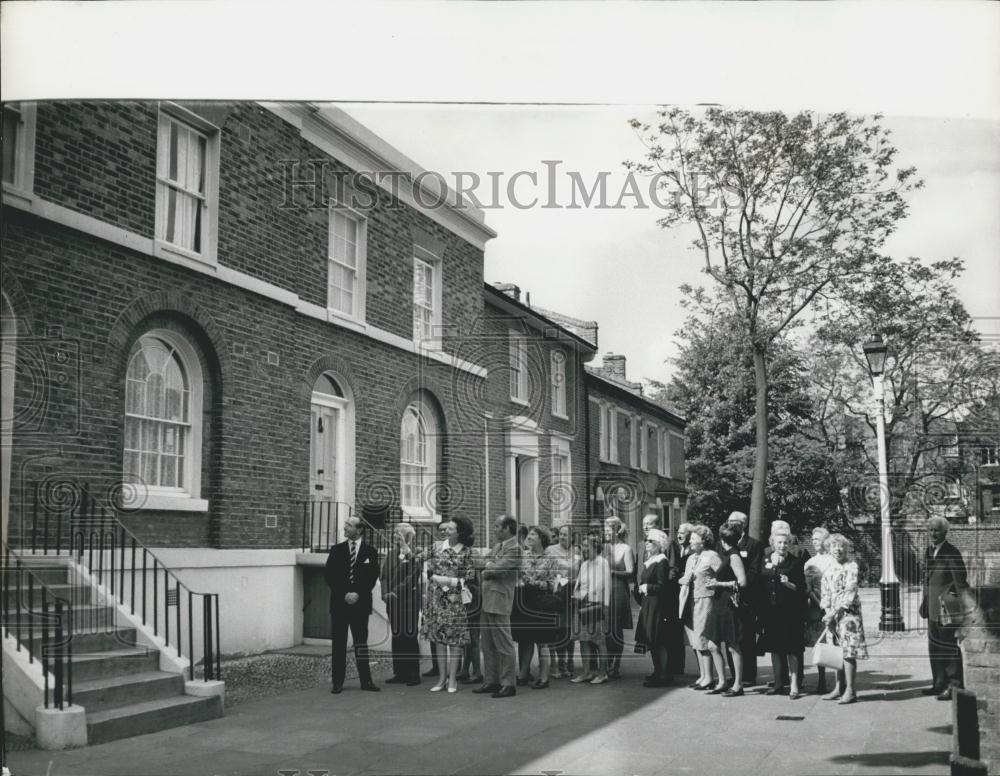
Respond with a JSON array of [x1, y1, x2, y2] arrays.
[[7, 612, 956, 776]]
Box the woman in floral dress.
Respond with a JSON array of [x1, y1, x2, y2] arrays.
[[820, 533, 868, 705], [420, 517, 475, 693]]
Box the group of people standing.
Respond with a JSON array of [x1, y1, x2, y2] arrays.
[[326, 509, 967, 705]]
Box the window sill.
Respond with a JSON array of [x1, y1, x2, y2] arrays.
[[551, 412, 569, 421], [327, 308, 367, 333], [125, 495, 210, 512], [510, 396, 530, 407], [153, 241, 217, 270], [401, 508, 442, 523], [2, 183, 34, 207]]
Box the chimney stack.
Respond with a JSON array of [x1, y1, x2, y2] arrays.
[[602, 353, 626, 380], [492, 282, 521, 302]]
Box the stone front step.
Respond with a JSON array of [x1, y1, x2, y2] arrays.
[[5, 626, 138, 652], [71, 648, 160, 682], [73, 670, 186, 713], [86, 695, 223, 746]]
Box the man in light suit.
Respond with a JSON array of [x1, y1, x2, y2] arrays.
[[325, 516, 381, 693], [473, 514, 521, 699], [919, 516, 968, 700]]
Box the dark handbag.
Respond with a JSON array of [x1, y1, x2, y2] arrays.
[[524, 585, 561, 614]]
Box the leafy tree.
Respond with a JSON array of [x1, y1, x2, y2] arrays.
[[653, 303, 842, 534], [808, 256, 995, 519], [627, 109, 922, 538]]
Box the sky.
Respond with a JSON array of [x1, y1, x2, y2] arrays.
[[2, 1, 998, 383], [339, 103, 1000, 385]]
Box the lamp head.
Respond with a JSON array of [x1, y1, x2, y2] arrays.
[[863, 335, 888, 376]]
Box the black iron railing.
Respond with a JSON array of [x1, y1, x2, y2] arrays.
[[1, 544, 74, 710], [298, 500, 439, 558], [12, 484, 221, 683], [300, 500, 352, 552]]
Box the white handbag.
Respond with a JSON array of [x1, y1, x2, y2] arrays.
[[812, 629, 844, 671]]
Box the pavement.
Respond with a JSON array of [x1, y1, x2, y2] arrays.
[[6, 589, 957, 776]]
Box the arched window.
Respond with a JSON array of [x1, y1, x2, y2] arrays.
[[123, 330, 206, 510], [400, 396, 438, 520]]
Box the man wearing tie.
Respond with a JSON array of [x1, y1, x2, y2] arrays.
[[325, 516, 381, 693], [919, 516, 968, 700], [473, 515, 521, 699]]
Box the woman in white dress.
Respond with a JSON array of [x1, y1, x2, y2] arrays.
[[803, 527, 836, 694]]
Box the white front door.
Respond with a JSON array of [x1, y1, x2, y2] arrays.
[[516, 456, 538, 526], [310, 401, 340, 499]]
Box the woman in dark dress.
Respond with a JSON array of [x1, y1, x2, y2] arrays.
[[381, 523, 423, 685], [604, 516, 635, 679], [758, 532, 806, 699], [708, 522, 748, 697], [634, 529, 675, 687]]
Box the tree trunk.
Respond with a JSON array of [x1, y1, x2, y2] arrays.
[[749, 345, 769, 540]]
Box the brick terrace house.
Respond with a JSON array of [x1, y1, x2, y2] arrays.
[[587, 355, 687, 558], [2, 101, 496, 653], [480, 283, 598, 533], [1, 101, 687, 663]]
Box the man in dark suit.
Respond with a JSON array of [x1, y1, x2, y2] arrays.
[[473, 514, 521, 699], [325, 515, 381, 693], [727, 511, 763, 686], [919, 517, 968, 700]]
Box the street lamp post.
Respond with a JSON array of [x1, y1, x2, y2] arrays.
[[863, 334, 906, 632]]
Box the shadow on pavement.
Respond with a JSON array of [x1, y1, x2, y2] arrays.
[[828, 751, 950, 768]]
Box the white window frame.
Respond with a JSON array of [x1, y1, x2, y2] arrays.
[[630, 415, 640, 469], [400, 396, 440, 521], [412, 245, 442, 350], [657, 427, 668, 475], [327, 205, 367, 323], [608, 407, 619, 464], [510, 331, 529, 405], [668, 430, 685, 479], [596, 401, 609, 462], [2, 101, 36, 203], [122, 329, 207, 512], [982, 446, 1000, 467], [154, 103, 220, 267], [638, 419, 648, 471], [550, 437, 572, 527], [550, 349, 567, 418]]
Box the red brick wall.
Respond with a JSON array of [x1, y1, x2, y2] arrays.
[[4, 100, 489, 549]]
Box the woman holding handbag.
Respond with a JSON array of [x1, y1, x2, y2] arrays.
[[571, 534, 612, 685], [547, 525, 582, 679], [512, 526, 561, 689], [759, 531, 806, 699], [420, 517, 475, 693], [679, 525, 729, 693], [821, 534, 868, 704], [634, 529, 674, 687], [819, 533, 868, 704], [803, 527, 835, 694], [707, 522, 748, 697]]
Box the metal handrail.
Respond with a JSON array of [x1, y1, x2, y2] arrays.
[[1, 542, 74, 710], [18, 483, 221, 683]]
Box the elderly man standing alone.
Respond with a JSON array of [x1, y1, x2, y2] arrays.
[[919, 517, 968, 700], [473, 515, 522, 699]]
